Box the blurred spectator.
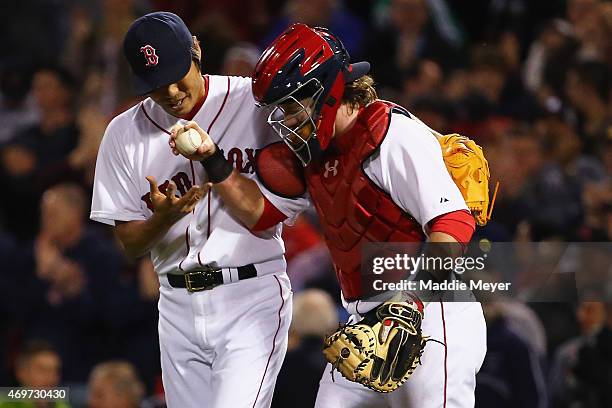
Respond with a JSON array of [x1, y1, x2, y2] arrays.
[[152, 0, 275, 41], [74, 0, 137, 116], [398, 59, 444, 107], [66, 105, 109, 189], [423, 0, 465, 49], [0, 66, 38, 144], [59, 5, 98, 84], [87, 361, 145, 408], [523, 19, 577, 100], [485, 126, 544, 236], [14, 183, 160, 392], [568, 0, 610, 63], [485, 0, 529, 43], [579, 181, 612, 241], [0, 65, 80, 240], [549, 301, 607, 407], [0, 340, 71, 408], [0, 1, 66, 67], [564, 60, 611, 155], [476, 302, 548, 408], [490, 121, 605, 240], [272, 289, 339, 408], [221, 43, 261, 77], [191, 12, 243, 75], [536, 113, 606, 185], [447, 0, 562, 51], [498, 301, 548, 358], [529, 113, 607, 239], [571, 303, 612, 408], [566, 0, 600, 29], [366, 0, 464, 90], [408, 95, 453, 135], [261, 0, 366, 57], [15, 341, 61, 389], [464, 45, 536, 121], [15, 184, 124, 384]]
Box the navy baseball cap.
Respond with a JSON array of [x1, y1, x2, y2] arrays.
[[123, 12, 193, 95], [345, 61, 370, 82]]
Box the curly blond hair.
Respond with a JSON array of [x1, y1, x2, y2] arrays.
[[342, 75, 377, 111]]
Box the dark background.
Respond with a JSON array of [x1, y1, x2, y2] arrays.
[[0, 0, 610, 407]]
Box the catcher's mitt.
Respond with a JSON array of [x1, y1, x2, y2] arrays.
[[438, 134, 498, 226], [323, 298, 426, 393]]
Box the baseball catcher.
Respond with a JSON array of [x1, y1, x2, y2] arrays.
[[256, 131, 494, 393], [252, 23, 490, 407]]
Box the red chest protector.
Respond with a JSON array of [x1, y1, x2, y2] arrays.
[[305, 101, 425, 301]]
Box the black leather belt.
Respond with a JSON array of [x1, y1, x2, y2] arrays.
[[167, 264, 257, 292]]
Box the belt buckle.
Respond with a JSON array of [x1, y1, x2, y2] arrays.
[[184, 265, 220, 292]]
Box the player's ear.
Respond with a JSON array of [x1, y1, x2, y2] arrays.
[[191, 35, 202, 70]]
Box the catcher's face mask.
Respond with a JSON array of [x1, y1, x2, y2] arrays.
[[266, 78, 325, 166]]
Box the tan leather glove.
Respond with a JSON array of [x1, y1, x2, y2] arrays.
[[438, 134, 497, 226]]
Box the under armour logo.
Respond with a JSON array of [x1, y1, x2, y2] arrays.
[[323, 160, 339, 178], [140, 45, 159, 67], [440, 197, 449, 203]]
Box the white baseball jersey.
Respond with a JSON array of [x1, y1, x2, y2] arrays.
[[90, 75, 307, 408], [362, 111, 468, 228], [91, 75, 308, 276]]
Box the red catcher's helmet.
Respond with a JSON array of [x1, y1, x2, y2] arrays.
[[252, 23, 370, 166]]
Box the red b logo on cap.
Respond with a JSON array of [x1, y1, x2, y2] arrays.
[[140, 45, 159, 67]]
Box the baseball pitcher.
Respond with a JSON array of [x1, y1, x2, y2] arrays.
[[90, 13, 307, 408]]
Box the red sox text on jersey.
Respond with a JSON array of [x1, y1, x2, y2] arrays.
[[141, 147, 256, 211]]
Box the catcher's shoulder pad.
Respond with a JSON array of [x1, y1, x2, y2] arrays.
[[255, 142, 306, 198], [438, 134, 498, 226]]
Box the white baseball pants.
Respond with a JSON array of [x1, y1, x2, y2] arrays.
[[158, 272, 292, 408]]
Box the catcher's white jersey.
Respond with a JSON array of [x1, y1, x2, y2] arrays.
[[91, 75, 307, 276], [91, 75, 306, 408], [362, 112, 468, 228]]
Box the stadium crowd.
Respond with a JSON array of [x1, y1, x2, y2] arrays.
[[0, 0, 610, 407]]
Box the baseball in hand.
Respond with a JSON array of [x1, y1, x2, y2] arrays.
[[175, 128, 203, 156]]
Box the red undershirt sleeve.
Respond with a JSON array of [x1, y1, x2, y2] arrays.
[[251, 196, 288, 231], [428, 209, 476, 245]]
